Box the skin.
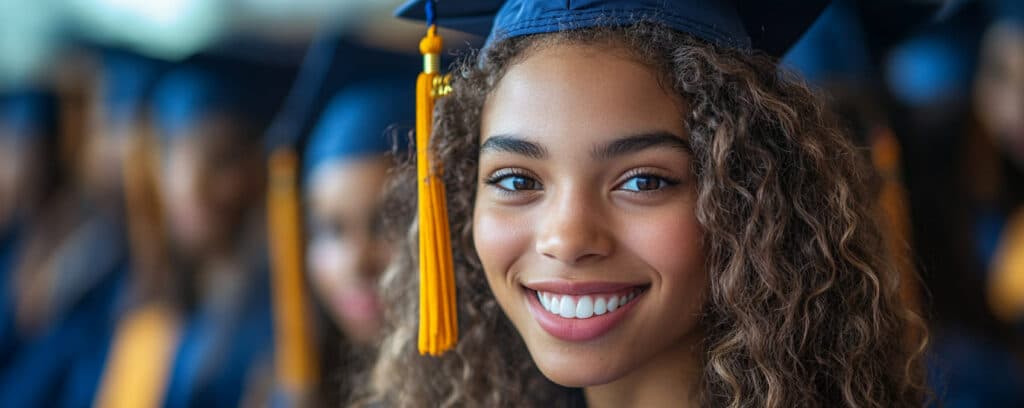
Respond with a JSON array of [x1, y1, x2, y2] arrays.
[[975, 21, 1024, 168], [306, 157, 391, 345], [82, 107, 134, 201], [474, 44, 708, 407], [0, 138, 35, 224], [161, 118, 262, 259]]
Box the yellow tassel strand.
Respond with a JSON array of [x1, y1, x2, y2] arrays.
[[267, 148, 320, 398], [417, 25, 458, 356]]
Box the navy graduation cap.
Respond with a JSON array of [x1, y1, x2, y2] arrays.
[[151, 67, 240, 141], [303, 79, 414, 179], [397, 0, 829, 56]]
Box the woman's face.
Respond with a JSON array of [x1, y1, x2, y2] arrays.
[[306, 157, 391, 344], [474, 44, 708, 388], [162, 118, 261, 255], [975, 21, 1024, 167]]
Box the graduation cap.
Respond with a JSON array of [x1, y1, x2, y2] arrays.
[[150, 61, 285, 143], [396, 0, 829, 57], [150, 66, 242, 142], [396, 0, 830, 356], [98, 50, 165, 130], [303, 79, 415, 179]]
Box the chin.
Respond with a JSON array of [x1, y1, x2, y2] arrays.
[[518, 326, 638, 388]]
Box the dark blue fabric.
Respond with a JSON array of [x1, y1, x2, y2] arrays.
[[0, 263, 126, 408], [0, 89, 58, 141], [0, 223, 23, 370], [100, 51, 164, 127], [151, 67, 241, 142], [302, 79, 415, 178], [396, 0, 828, 56], [973, 208, 1007, 272], [782, 0, 872, 85], [927, 329, 1024, 407], [163, 266, 274, 408]]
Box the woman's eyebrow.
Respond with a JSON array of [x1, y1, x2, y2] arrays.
[[593, 131, 692, 159], [479, 134, 548, 159]]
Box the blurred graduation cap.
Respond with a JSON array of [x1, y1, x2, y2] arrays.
[[97, 50, 165, 129], [783, 0, 873, 85], [0, 88, 58, 141], [150, 56, 291, 143], [396, 0, 829, 56], [303, 79, 414, 179]]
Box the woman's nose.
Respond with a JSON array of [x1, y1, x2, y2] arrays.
[[533, 189, 613, 266]]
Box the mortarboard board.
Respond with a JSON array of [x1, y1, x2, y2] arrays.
[[782, 0, 874, 86], [303, 79, 415, 179], [396, 0, 829, 57]]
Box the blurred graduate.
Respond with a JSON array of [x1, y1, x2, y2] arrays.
[[0, 88, 62, 369], [0, 50, 160, 406], [93, 61, 283, 408], [301, 78, 413, 404]]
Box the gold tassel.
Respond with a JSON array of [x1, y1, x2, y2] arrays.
[[267, 148, 320, 397], [417, 25, 457, 356]]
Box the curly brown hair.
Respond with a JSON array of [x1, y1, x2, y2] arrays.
[[362, 22, 928, 407]]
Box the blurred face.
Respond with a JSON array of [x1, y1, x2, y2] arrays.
[[0, 137, 38, 224], [82, 119, 132, 198], [161, 118, 262, 256], [975, 21, 1024, 167], [306, 157, 391, 344], [474, 44, 707, 388]]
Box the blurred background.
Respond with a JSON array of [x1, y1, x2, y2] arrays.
[[0, 0, 1021, 406]]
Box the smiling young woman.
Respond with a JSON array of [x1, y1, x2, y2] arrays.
[[473, 45, 708, 405], [361, 4, 928, 407]]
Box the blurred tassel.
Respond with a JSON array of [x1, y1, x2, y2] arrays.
[[870, 128, 919, 313], [267, 149, 320, 399], [417, 24, 457, 356], [989, 210, 1024, 323], [122, 126, 172, 300], [94, 304, 180, 408]]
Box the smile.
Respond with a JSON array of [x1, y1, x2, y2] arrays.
[[522, 281, 647, 342], [536, 288, 642, 319]]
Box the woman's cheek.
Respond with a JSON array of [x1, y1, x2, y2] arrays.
[[473, 205, 534, 281], [623, 203, 705, 282], [309, 239, 344, 295]]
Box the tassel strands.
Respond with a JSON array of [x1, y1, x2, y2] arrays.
[[267, 148, 320, 396], [417, 23, 458, 356]]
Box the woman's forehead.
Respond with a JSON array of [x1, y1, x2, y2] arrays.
[[480, 44, 686, 150]]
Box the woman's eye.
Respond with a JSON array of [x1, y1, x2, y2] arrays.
[[493, 175, 541, 191], [619, 175, 672, 192]]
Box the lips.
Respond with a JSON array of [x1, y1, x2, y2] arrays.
[[522, 281, 647, 342]]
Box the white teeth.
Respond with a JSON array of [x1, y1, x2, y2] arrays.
[[607, 296, 619, 312], [558, 297, 575, 318], [576, 296, 594, 319], [593, 297, 607, 315], [534, 289, 642, 319]]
